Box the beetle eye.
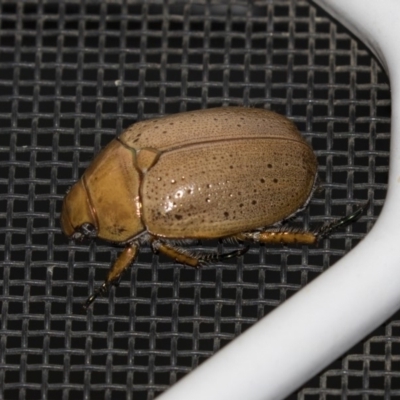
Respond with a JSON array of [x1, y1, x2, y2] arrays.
[[80, 223, 98, 238], [72, 223, 98, 241]]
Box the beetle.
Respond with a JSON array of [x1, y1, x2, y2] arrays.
[[60, 107, 364, 309]]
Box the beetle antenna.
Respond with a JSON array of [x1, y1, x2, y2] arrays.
[[317, 201, 369, 240]]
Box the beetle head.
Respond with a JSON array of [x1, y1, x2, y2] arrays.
[[61, 180, 98, 242]]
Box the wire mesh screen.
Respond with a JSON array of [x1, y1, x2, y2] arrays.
[[0, 0, 390, 399]]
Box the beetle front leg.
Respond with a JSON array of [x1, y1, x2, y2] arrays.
[[83, 243, 139, 310]]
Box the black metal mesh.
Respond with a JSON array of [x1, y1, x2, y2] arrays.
[[0, 0, 390, 399]]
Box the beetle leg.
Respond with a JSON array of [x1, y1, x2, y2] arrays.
[[152, 241, 200, 268], [236, 230, 318, 245], [83, 243, 139, 310], [152, 241, 249, 268], [197, 245, 250, 263], [234, 203, 367, 245]]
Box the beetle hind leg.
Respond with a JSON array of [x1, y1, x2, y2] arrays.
[[234, 203, 367, 246], [83, 243, 139, 310]]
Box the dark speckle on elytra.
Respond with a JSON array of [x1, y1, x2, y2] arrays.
[[224, 211, 229, 218], [175, 214, 183, 220], [111, 225, 127, 235], [273, 178, 278, 183], [252, 200, 257, 205]]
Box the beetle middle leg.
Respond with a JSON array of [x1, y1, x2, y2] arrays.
[[152, 240, 250, 268], [83, 243, 139, 310], [234, 204, 367, 246]]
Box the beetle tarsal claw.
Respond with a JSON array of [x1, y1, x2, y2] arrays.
[[83, 283, 109, 310], [316, 202, 368, 240]]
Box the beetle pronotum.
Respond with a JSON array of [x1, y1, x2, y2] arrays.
[[60, 107, 364, 309]]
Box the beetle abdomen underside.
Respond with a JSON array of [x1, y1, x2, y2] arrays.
[[141, 138, 317, 239]]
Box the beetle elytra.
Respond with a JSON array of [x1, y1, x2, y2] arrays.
[[60, 107, 364, 309]]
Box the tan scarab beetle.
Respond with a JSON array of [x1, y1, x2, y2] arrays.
[[61, 107, 364, 309]]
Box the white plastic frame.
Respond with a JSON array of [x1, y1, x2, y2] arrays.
[[158, 1, 400, 399]]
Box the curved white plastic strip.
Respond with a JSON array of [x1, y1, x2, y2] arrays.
[[158, 1, 400, 399]]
